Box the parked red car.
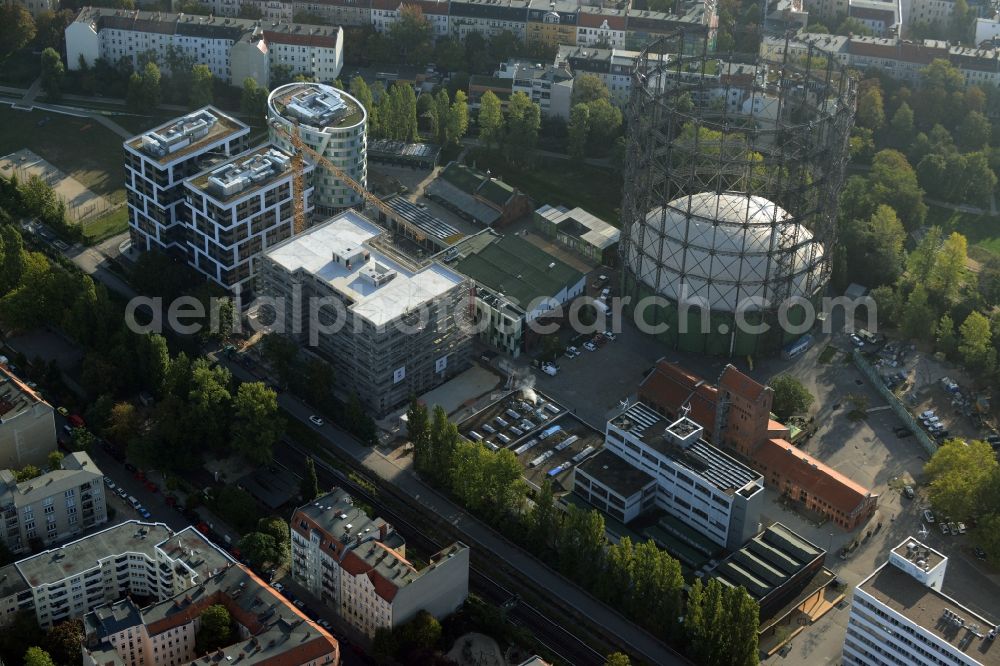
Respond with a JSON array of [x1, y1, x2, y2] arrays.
[[68, 414, 85, 428]]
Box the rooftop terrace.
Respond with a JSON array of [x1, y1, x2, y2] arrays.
[[127, 107, 247, 166], [187, 145, 301, 204], [269, 83, 364, 130]]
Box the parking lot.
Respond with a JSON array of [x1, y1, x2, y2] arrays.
[[456, 389, 604, 491]]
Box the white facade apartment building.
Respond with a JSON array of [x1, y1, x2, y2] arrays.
[[291, 489, 469, 638], [268, 82, 368, 213], [66, 8, 344, 88], [595, 403, 765, 550], [124, 107, 251, 257], [0, 452, 106, 556], [256, 211, 472, 414], [2, 521, 234, 629], [183, 144, 314, 300], [843, 536, 1000, 666], [495, 59, 574, 119]]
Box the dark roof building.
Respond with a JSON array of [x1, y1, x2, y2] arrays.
[[425, 162, 532, 228]]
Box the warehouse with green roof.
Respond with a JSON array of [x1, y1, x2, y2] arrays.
[[426, 162, 533, 228], [452, 232, 585, 357]]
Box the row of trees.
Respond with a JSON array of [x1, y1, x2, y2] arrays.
[[0, 616, 84, 666], [477, 90, 541, 166], [406, 402, 760, 664], [347, 76, 470, 146], [567, 74, 624, 159], [0, 4, 75, 56]]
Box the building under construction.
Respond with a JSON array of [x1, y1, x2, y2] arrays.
[[619, 31, 856, 356]]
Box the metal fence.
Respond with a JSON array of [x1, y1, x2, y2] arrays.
[[851, 349, 936, 456]]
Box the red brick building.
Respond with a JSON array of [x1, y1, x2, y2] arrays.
[[639, 360, 878, 530]]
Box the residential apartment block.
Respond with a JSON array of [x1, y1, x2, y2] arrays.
[[83, 565, 339, 666], [183, 144, 314, 300], [0, 364, 57, 471], [0, 452, 106, 556], [66, 8, 344, 87], [124, 107, 251, 257], [291, 489, 469, 638], [0, 521, 233, 629], [843, 537, 1000, 666], [639, 361, 880, 530], [169, 0, 715, 50], [267, 82, 368, 213], [495, 59, 574, 119], [256, 211, 472, 415], [762, 33, 1000, 89], [576, 403, 764, 550]]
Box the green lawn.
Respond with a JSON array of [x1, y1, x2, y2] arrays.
[[0, 106, 126, 203], [470, 150, 623, 224], [926, 204, 1000, 262], [82, 207, 128, 244]]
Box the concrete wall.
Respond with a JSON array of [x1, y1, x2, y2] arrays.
[[0, 403, 56, 470], [66, 21, 100, 70], [391, 546, 469, 629]]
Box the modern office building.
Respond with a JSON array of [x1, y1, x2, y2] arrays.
[[0, 364, 57, 471], [0, 452, 106, 556], [66, 8, 344, 87], [183, 144, 314, 301], [0, 521, 233, 629], [267, 82, 368, 213], [124, 107, 251, 256], [291, 488, 470, 638], [256, 211, 472, 415], [639, 360, 880, 530], [843, 537, 1000, 666], [451, 231, 585, 358], [83, 565, 339, 666], [579, 402, 765, 550]]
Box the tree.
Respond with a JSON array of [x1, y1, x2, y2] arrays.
[[477, 90, 503, 149], [907, 226, 942, 286], [40, 48, 65, 101], [768, 375, 814, 419], [928, 232, 967, 303], [957, 110, 990, 151], [350, 76, 377, 135], [396, 610, 442, 655], [447, 90, 469, 146], [194, 604, 231, 654], [407, 399, 431, 472], [869, 149, 926, 229], [572, 73, 610, 105], [127, 61, 161, 112], [925, 438, 997, 519], [231, 382, 282, 464], [567, 103, 590, 161], [44, 620, 84, 666], [902, 284, 935, 341], [34, 10, 72, 50], [0, 3, 35, 55], [24, 647, 55, 666], [388, 5, 433, 65], [431, 89, 449, 144], [856, 86, 884, 130], [301, 456, 319, 501], [186, 358, 232, 454], [918, 59, 965, 129], [504, 92, 541, 164], [935, 314, 957, 358], [978, 257, 1000, 306], [46, 451, 63, 471], [862, 205, 906, 287], [605, 652, 631, 666], [585, 97, 622, 156], [238, 531, 281, 568], [528, 479, 557, 551], [963, 151, 997, 206], [958, 311, 995, 374], [888, 102, 914, 148], [187, 63, 214, 108], [557, 506, 606, 585], [240, 77, 268, 120], [107, 402, 142, 445]]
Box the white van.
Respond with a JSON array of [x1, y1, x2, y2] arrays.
[[128, 496, 141, 510]]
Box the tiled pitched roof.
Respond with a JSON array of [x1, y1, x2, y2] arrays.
[[718, 364, 768, 401], [638, 360, 718, 427], [755, 438, 876, 516]]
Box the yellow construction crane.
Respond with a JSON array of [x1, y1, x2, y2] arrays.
[[273, 121, 426, 243]]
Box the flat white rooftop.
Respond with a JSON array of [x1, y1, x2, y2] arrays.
[[266, 211, 464, 327]]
